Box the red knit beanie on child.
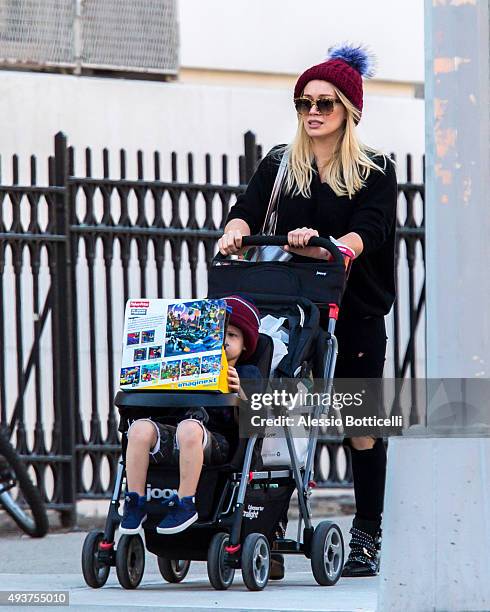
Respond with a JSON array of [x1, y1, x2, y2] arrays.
[[225, 295, 260, 357]]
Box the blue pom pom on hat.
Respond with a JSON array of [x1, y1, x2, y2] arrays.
[[327, 42, 377, 79], [294, 42, 377, 123]]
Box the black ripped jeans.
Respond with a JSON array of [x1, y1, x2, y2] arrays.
[[329, 313, 388, 530], [274, 313, 388, 542]]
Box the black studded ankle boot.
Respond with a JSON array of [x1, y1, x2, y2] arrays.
[[341, 518, 382, 577]]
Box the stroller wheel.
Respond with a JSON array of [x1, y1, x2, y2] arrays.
[[81, 530, 110, 588], [241, 533, 270, 591], [115, 534, 145, 589], [207, 532, 235, 590], [158, 558, 191, 583], [311, 521, 344, 586]]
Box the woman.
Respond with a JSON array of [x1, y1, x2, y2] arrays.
[[217, 44, 398, 579]]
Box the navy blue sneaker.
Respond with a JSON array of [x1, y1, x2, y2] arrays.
[[120, 492, 147, 534], [156, 495, 198, 534], [160, 492, 179, 509]]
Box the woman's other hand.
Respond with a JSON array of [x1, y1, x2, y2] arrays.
[[218, 229, 246, 257], [284, 227, 333, 260], [227, 365, 240, 393]]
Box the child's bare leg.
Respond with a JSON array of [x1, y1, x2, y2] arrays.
[[176, 420, 204, 498], [126, 421, 157, 495]]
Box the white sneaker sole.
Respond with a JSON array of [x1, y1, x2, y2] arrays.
[[119, 515, 147, 534], [156, 513, 198, 535]]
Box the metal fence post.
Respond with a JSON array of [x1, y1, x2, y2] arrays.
[[53, 132, 77, 527], [243, 130, 258, 183]]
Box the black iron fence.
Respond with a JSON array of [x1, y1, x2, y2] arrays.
[[0, 131, 425, 525]]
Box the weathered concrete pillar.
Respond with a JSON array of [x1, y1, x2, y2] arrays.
[[378, 1, 490, 610]]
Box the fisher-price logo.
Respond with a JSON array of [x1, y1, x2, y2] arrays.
[[130, 300, 150, 315], [130, 300, 150, 308], [243, 504, 264, 520]]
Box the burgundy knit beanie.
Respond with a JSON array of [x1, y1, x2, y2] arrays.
[[225, 295, 260, 357], [294, 43, 376, 123]]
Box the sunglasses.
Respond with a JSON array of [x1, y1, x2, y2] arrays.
[[294, 96, 341, 116]]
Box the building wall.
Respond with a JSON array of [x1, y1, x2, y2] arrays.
[[0, 0, 425, 180], [0, 71, 424, 184], [178, 0, 424, 83]]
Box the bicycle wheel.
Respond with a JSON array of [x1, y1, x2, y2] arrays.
[[0, 433, 48, 537]]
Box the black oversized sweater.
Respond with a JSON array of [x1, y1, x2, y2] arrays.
[[226, 146, 398, 319]]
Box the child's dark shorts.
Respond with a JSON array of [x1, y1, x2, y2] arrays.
[[126, 417, 230, 466]]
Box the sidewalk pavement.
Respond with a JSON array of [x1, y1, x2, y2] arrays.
[[0, 510, 378, 612]]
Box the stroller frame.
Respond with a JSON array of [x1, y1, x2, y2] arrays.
[[82, 235, 349, 591]]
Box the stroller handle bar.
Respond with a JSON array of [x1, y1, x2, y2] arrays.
[[234, 234, 345, 266]]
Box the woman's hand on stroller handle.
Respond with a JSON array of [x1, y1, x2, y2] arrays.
[[283, 227, 333, 261], [216, 232, 345, 265], [218, 221, 250, 256]]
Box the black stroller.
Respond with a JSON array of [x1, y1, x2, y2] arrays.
[[81, 235, 351, 591]]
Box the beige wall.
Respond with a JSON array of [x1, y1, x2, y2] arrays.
[[178, 0, 424, 83]]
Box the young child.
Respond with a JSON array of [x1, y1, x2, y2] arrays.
[[120, 294, 262, 535]]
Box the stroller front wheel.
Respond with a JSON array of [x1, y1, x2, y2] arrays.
[[115, 534, 145, 589], [207, 532, 235, 590], [241, 533, 270, 591], [310, 521, 344, 586], [81, 530, 111, 588], [158, 558, 191, 583]]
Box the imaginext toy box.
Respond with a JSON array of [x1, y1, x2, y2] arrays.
[[119, 298, 229, 392]]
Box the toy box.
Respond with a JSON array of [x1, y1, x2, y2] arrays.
[[119, 298, 229, 392]]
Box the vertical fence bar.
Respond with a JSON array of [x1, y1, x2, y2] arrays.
[[13, 249, 27, 452], [10, 156, 27, 450], [243, 131, 257, 183], [136, 150, 148, 297], [101, 149, 118, 444], [53, 132, 77, 526], [119, 150, 130, 305], [30, 205, 45, 455], [170, 152, 181, 298], [187, 152, 198, 297], [153, 151, 165, 299], [68, 146, 84, 477], [238, 155, 245, 185]]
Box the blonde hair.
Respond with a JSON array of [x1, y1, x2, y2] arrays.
[[273, 86, 391, 199]]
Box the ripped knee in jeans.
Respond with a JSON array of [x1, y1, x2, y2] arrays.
[[348, 436, 377, 451]]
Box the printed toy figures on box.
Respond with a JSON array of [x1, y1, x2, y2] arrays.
[[119, 298, 229, 392]]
